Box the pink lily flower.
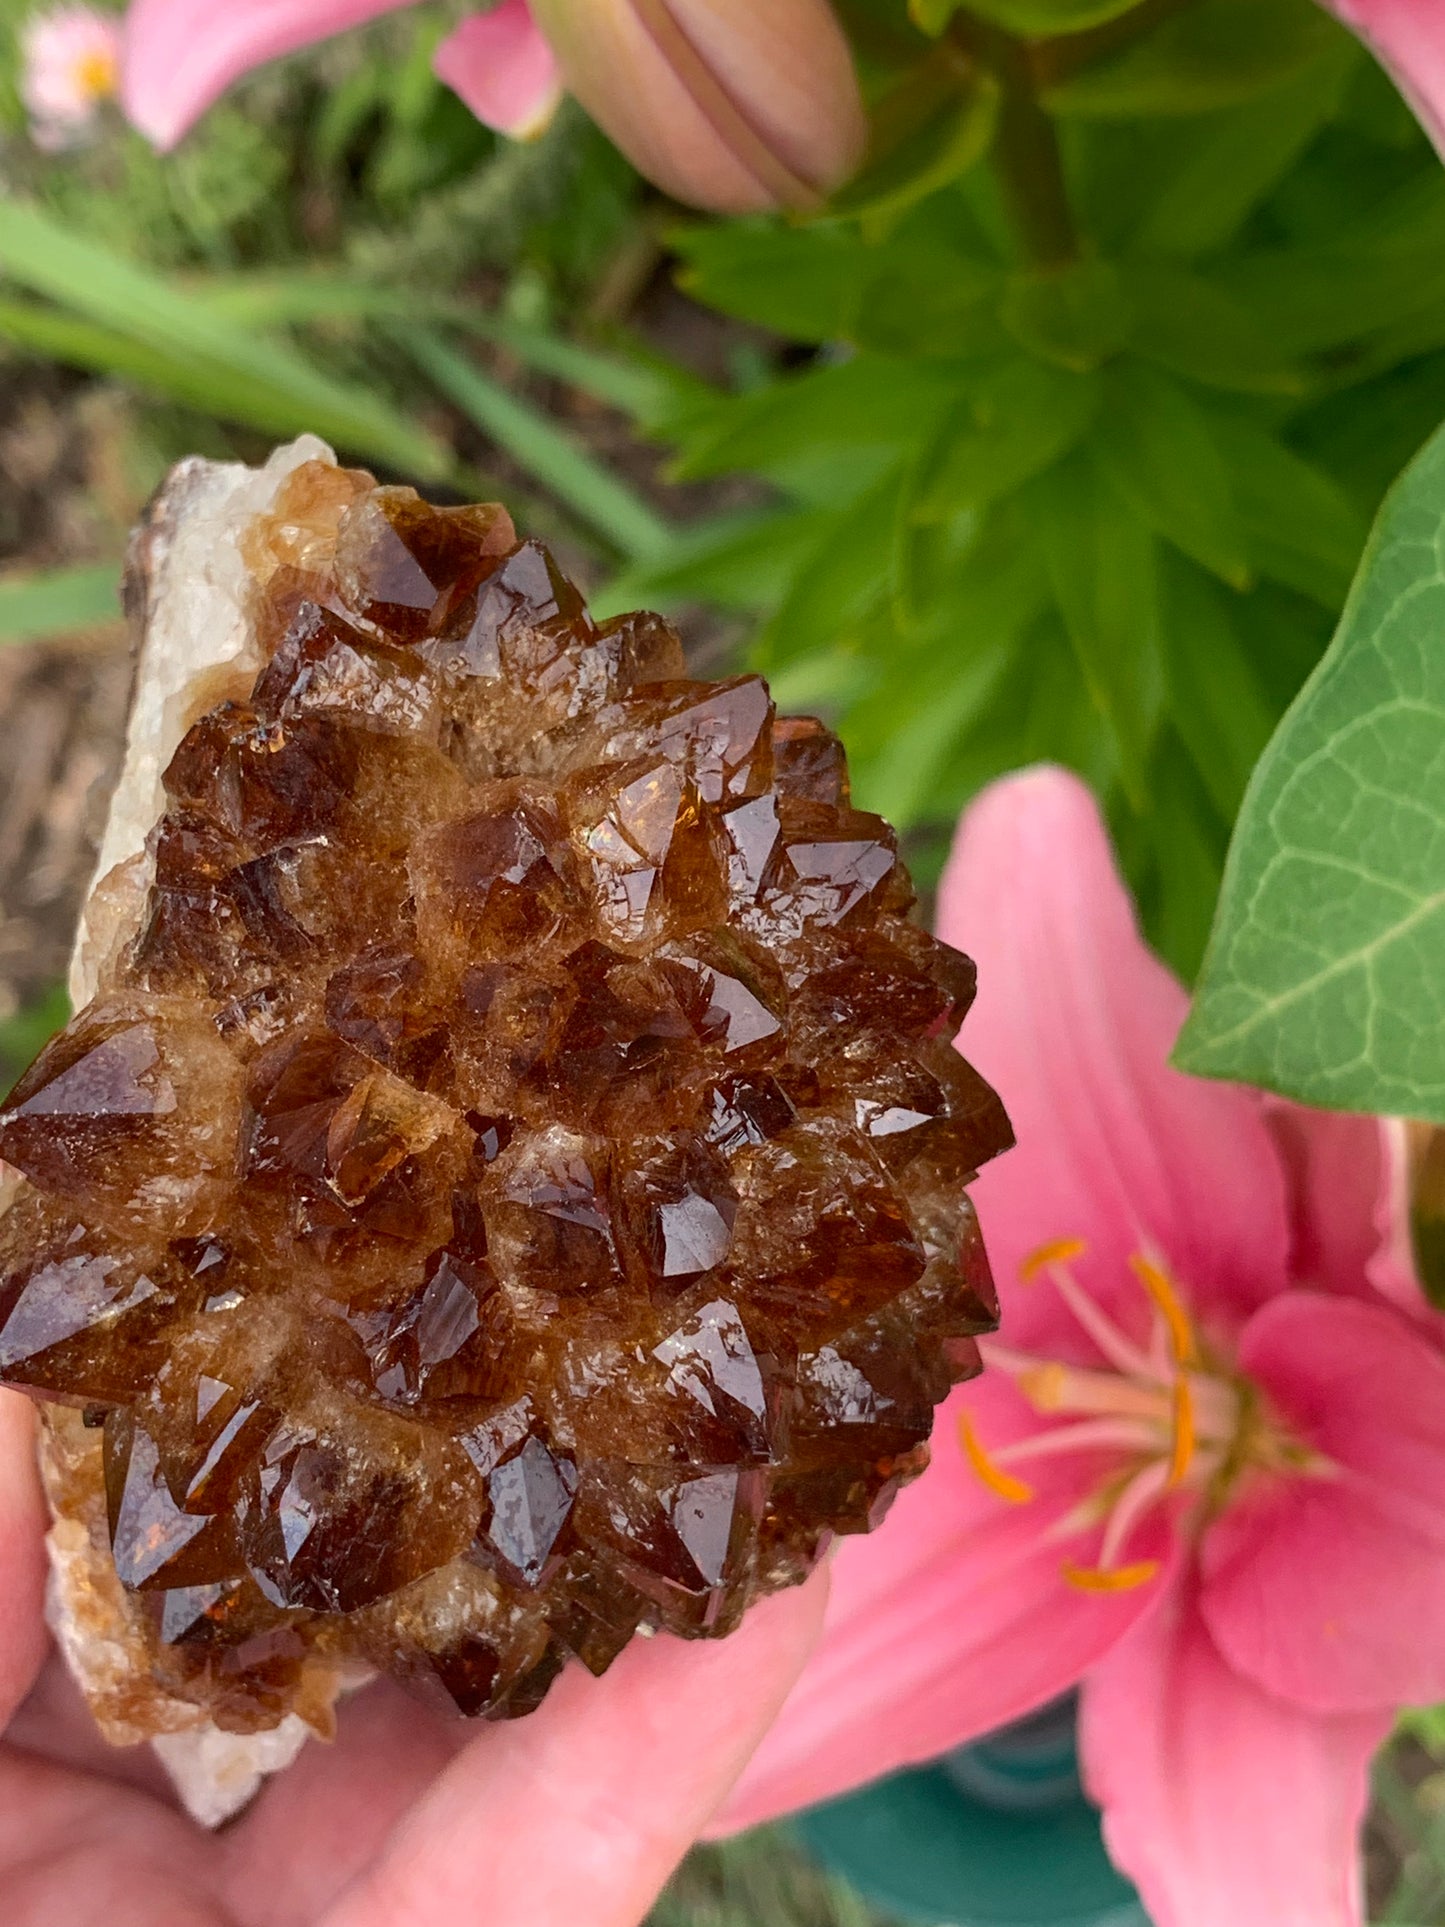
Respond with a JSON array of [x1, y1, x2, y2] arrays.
[[1322, 1, 1445, 153], [121, 0, 562, 149], [119, 0, 864, 212], [717, 766, 1445, 1927]]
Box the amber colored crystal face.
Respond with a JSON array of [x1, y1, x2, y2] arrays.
[[0, 463, 1011, 1733]]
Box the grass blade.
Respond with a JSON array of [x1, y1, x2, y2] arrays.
[[405, 329, 672, 561], [194, 270, 672, 418], [0, 201, 452, 480], [0, 563, 120, 644]]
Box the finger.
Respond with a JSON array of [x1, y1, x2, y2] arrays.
[[6, 1652, 179, 1802], [0, 1391, 50, 1728], [317, 1565, 829, 1927], [219, 1678, 467, 1927], [0, 1743, 230, 1927]]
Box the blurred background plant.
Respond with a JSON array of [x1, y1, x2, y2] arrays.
[[1, 0, 1444, 1918]]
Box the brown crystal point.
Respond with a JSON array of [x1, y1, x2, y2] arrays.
[[1, 457, 1011, 1739]]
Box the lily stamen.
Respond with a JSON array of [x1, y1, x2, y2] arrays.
[[1061, 1559, 1161, 1594], [965, 1240, 1291, 1601], [1129, 1252, 1198, 1366], [1168, 1375, 1196, 1487], [958, 1411, 1033, 1505], [991, 1416, 1164, 1464]]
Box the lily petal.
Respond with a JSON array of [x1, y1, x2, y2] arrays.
[[1323, 1, 1445, 154], [122, 0, 414, 149], [710, 1373, 1174, 1835], [1263, 1103, 1429, 1315], [1082, 1583, 1389, 1927], [1202, 1292, 1445, 1711], [936, 768, 1291, 1356], [433, 2, 562, 140]]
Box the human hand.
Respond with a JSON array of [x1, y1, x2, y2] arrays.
[[0, 1389, 827, 1927]]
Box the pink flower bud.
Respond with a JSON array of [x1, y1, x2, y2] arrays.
[[527, 0, 867, 212]]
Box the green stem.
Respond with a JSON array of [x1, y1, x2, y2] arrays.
[[993, 68, 1077, 268], [943, 0, 1202, 270], [948, 12, 1077, 268]]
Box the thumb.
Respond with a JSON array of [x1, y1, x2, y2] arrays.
[[320, 1562, 830, 1927], [0, 1390, 50, 1728]]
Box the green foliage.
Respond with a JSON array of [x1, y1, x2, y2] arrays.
[[0, 983, 68, 1101], [1043, 0, 1339, 119], [1177, 421, 1445, 1118], [650, 1829, 895, 1927], [403, 330, 672, 562], [0, 200, 453, 477], [620, 0, 1445, 979], [0, 563, 118, 643]]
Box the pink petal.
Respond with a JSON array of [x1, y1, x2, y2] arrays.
[[1202, 1291, 1445, 1711], [1264, 1103, 1430, 1315], [122, 0, 415, 149], [528, 0, 865, 213], [433, 2, 561, 139], [711, 1373, 1176, 1835], [1082, 1582, 1389, 1927], [1323, 1, 1445, 154], [937, 767, 1291, 1360]]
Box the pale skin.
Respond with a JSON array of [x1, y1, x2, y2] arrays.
[[0, 1389, 828, 1927]]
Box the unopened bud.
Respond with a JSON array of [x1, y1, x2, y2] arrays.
[[528, 0, 867, 212]]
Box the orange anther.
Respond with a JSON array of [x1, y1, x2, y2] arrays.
[[959, 1412, 1034, 1505], [1061, 1558, 1161, 1594], [1168, 1375, 1196, 1488], [1129, 1253, 1197, 1366], [1020, 1237, 1087, 1283]]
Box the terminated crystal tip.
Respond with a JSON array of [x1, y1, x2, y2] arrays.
[[0, 456, 1011, 1744]]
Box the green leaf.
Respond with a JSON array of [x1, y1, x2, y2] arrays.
[[594, 506, 831, 619], [1177, 419, 1445, 1118], [829, 68, 998, 229], [195, 272, 673, 420], [764, 651, 876, 714], [1131, 739, 1230, 982], [673, 222, 872, 342], [1130, 40, 1356, 256], [1091, 362, 1250, 587], [0, 294, 424, 461], [1216, 180, 1445, 356], [1045, 0, 1339, 118], [854, 250, 1005, 359], [0, 983, 68, 1100], [1119, 262, 1304, 396], [912, 356, 1098, 517], [1028, 451, 1164, 803], [0, 563, 120, 644], [0, 201, 451, 480], [1210, 414, 1367, 607], [404, 331, 671, 562], [964, 0, 1142, 26], [1157, 554, 1276, 820], [671, 357, 957, 490], [1000, 261, 1131, 372], [755, 468, 907, 668], [850, 632, 1015, 828]]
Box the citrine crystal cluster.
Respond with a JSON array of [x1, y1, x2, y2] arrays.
[[0, 457, 1010, 1744]]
